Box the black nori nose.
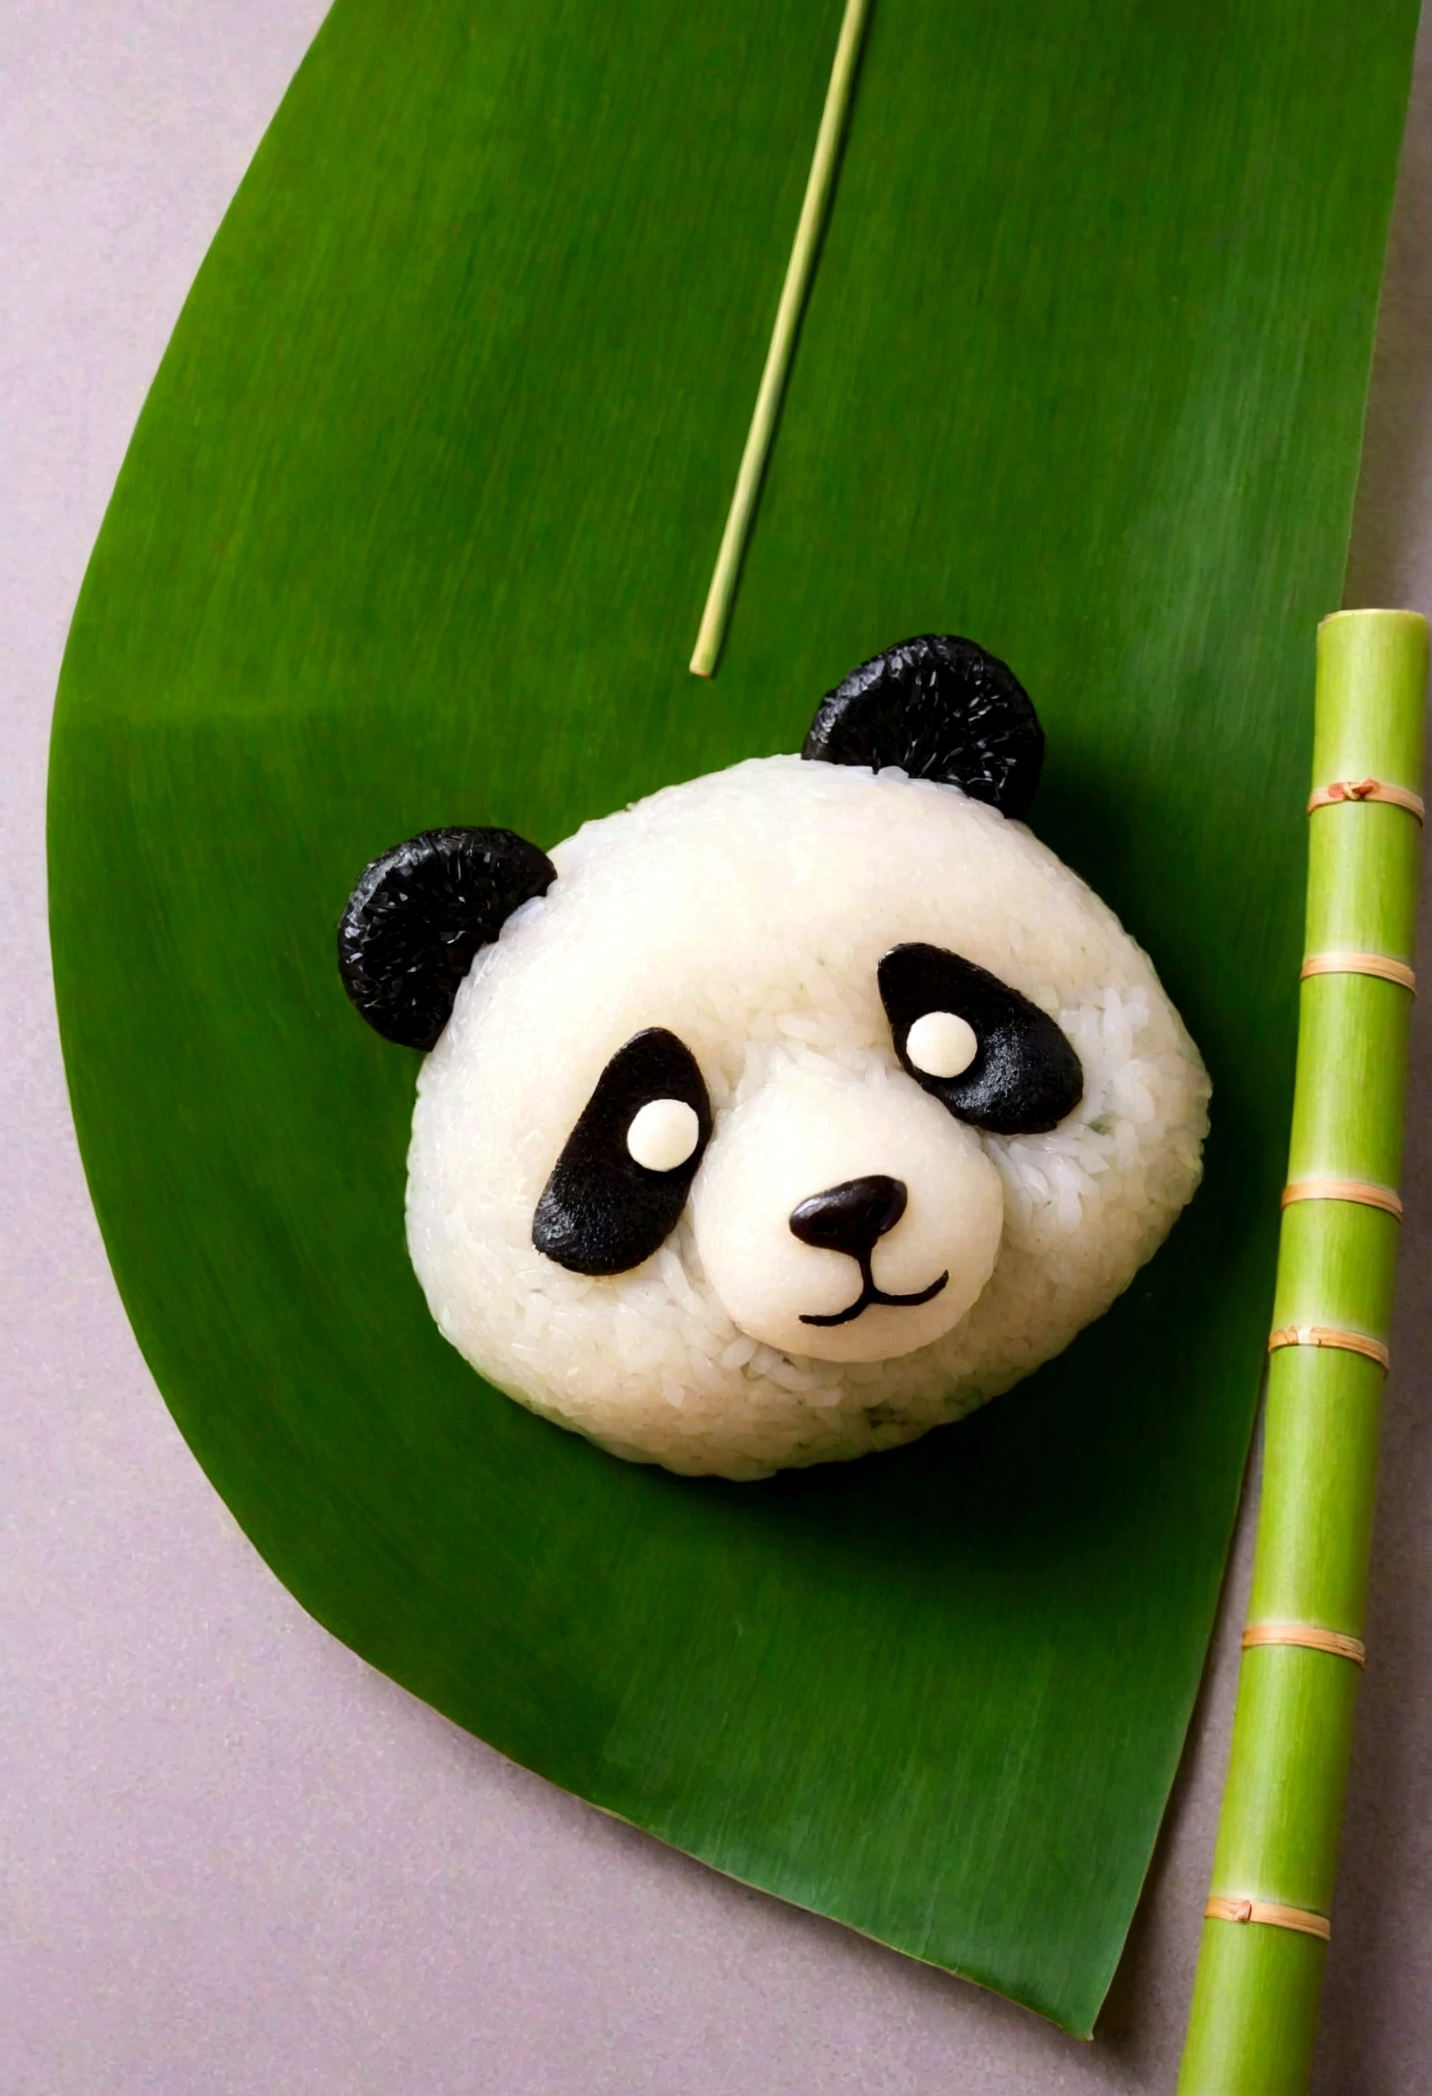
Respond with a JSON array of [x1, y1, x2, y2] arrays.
[[789, 1174, 908, 1262]]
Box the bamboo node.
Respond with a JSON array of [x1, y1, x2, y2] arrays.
[[1204, 1895, 1331, 1942], [1307, 777, 1425, 821], [1241, 1622, 1367, 1666], [1266, 1324, 1390, 1370], [1300, 950, 1416, 993], [1280, 1178, 1403, 1220]]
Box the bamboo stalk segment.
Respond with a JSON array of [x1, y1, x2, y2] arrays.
[[1179, 610, 1429, 2094]]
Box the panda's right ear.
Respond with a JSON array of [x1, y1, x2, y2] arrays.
[[337, 827, 556, 1051], [802, 634, 1043, 819]]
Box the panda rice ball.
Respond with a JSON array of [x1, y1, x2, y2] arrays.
[[339, 636, 1209, 1482]]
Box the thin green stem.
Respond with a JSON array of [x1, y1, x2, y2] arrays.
[[1178, 609, 1428, 2094], [689, 0, 872, 678]]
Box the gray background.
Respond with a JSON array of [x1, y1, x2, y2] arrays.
[[4, 5, 1431, 2090]]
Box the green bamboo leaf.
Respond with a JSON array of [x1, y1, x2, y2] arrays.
[[47, 0, 1418, 2036]]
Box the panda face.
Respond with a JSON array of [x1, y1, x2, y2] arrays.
[[402, 754, 1209, 1477], [525, 932, 1087, 1364]]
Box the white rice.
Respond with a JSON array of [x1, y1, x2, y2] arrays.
[[406, 756, 1210, 1480]]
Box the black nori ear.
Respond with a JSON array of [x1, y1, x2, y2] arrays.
[[338, 827, 556, 1050], [802, 634, 1044, 819]]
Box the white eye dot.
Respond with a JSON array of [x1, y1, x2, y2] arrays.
[[905, 1010, 979, 1080], [626, 1097, 701, 1173]]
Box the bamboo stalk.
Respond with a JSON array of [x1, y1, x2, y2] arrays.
[[688, 0, 872, 678], [1178, 609, 1429, 2094]]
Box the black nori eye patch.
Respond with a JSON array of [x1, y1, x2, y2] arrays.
[[879, 943, 1083, 1135], [533, 1028, 713, 1276]]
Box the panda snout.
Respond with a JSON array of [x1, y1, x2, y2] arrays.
[[690, 1065, 1004, 1365], [789, 1174, 907, 1261], [789, 1173, 952, 1332]]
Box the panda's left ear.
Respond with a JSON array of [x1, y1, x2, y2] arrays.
[[802, 634, 1044, 819], [338, 827, 556, 1050]]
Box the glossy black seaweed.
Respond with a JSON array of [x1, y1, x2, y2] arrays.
[[802, 634, 1043, 820], [338, 827, 556, 1051], [533, 1028, 713, 1275], [879, 942, 1083, 1135]]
